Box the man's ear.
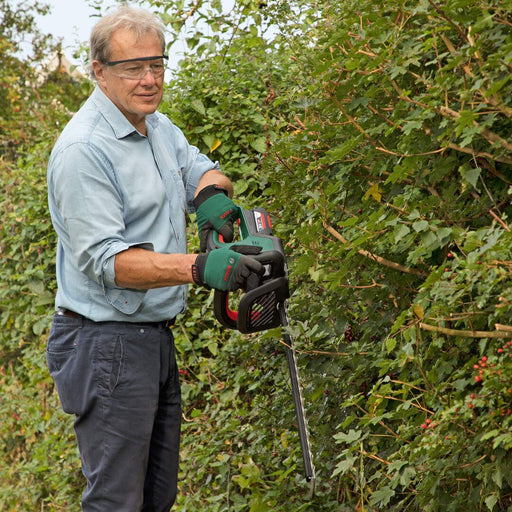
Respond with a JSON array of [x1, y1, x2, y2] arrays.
[[92, 60, 106, 84]]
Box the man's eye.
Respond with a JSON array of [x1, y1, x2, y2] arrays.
[[118, 64, 142, 74]]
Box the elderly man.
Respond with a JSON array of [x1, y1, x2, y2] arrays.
[[46, 6, 261, 511]]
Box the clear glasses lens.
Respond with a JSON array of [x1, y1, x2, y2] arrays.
[[111, 59, 166, 80]]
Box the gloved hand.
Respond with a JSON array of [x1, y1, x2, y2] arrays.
[[192, 248, 263, 292], [193, 185, 240, 252]]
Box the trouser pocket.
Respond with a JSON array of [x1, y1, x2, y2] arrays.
[[46, 315, 84, 415]]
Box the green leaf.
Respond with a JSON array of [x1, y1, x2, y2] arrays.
[[412, 220, 429, 232], [332, 456, 356, 477], [370, 486, 394, 507], [250, 137, 267, 153], [386, 337, 397, 353], [400, 466, 416, 486], [485, 494, 498, 511], [394, 224, 411, 242], [334, 429, 363, 444], [190, 99, 206, 116], [459, 166, 482, 190]]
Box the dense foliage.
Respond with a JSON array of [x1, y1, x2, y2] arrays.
[[1, 0, 512, 510]]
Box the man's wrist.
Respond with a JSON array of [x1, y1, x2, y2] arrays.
[[193, 184, 228, 210]]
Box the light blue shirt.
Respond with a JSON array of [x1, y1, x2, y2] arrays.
[[47, 86, 219, 322]]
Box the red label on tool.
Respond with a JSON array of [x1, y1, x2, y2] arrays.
[[254, 211, 265, 232]]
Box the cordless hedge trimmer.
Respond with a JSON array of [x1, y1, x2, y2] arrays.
[[207, 207, 316, 493]]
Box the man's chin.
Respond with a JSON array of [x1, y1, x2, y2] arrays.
[[137, 100, 160, 115]]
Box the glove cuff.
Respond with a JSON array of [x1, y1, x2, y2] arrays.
[[193, 184, 228, 210], [192, 253, 208, 285]]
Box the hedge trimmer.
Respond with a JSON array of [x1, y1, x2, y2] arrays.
[[207, 207, 316, 493]]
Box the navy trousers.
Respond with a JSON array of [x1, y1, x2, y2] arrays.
[[46, 314, 181, 511]]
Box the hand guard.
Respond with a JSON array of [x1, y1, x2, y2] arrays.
[[192, 248, 263, 292], [193, 185, 240, 252]]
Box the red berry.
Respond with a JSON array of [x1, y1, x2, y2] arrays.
[[481, 356, 488, 362], [475, 375, 482, 383], [421, 423, 427, 429]]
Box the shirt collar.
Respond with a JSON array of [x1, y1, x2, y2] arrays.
[[91, 86, 159, 139]]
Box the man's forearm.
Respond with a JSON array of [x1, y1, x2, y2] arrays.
[[114, 247, 196, 289], [195, 169, 234, 198]]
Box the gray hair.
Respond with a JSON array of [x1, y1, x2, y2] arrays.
[[89, 6, 166, 80]]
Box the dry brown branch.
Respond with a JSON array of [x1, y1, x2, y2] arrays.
[[362, 450, 391, 466], [489, 210, 510, 231], [446, 142, 512, 167], [495, 324, 512, 332], [419, 322, 512, 338]]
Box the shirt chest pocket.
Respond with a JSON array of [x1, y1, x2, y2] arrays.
[[164, 164, 186, 206]]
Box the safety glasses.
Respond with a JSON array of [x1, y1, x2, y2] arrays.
[[104, 55, 169, 80]]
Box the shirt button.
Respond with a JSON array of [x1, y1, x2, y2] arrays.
[[140, 328, 145, 333]]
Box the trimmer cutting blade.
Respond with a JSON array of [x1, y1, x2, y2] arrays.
[[207, 207, 316, 491]]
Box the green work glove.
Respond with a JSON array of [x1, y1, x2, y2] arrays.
[[193, 185, 241, 252], [192, 248, 263, 292]]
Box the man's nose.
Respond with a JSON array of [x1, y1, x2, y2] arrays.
[[140, 67, 158, 83]]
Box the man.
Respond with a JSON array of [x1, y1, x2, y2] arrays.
[[46, 6, 262, 512]]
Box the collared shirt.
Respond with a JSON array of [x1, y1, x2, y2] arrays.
[[47, 86, 219, 322]]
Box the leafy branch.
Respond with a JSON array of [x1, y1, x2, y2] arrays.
[[323, 220, 428, 277]]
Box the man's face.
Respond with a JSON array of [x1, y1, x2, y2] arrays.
[[93, 28, 164, 133]]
